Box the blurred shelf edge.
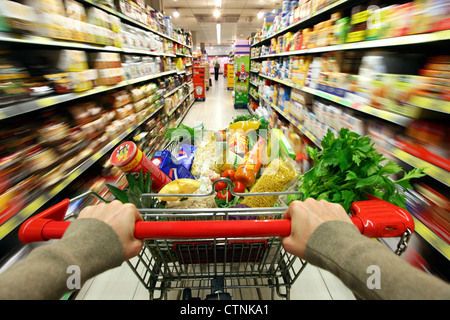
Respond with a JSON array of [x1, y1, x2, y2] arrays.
[[163, 81, 192, 99], [0, 70, 177, 121], [389, 146, 450, 188], [252, 29, 450, 54], [261, 95, 322, 149], [412, 217, 450, 260], [0, 32, 184, 57], [0, 103, 164, 240], [80, 0, 192, 49], [258, 73, 414, 126], [175, 98, 195, 127], [166, 88, 194, 117]]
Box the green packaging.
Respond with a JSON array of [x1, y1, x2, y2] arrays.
[[270, 128, 296, 160]]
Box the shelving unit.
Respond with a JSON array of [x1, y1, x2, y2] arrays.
[[0, 0, 194, 263], [249, 0, 450, 277], [0, 71, 177, 120]]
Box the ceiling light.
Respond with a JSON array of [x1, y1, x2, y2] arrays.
[[173, 9, 179, 18], [215, 0, 222, 7], [257, 10, 264, 19], [213, 8, 220, 18], [216, 23, 221, 45]]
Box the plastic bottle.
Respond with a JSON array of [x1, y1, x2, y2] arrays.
[[234, 138, 267, 188]]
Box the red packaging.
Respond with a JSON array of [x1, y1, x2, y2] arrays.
[[110, 141, 171, 192]]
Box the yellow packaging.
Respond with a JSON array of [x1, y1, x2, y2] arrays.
[[157, 179, 201, 201]]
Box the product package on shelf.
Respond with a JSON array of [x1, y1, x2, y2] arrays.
[[234, 55, 250, 107], [57, 50, 97, 92]]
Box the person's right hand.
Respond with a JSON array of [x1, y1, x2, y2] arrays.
[[281, 198, 353, 259], [77, 200, 144, 260]]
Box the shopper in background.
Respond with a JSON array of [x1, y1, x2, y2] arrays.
[[0, 199, 449, 300], [214, 56, 220, 81], [281, 199, 450, 300]]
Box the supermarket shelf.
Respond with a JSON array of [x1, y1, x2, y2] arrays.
[[412, 217, 450, 260], [302, 87, 413, 126], [175, 98, 195, 127], [80, 0, 192, 49], [251, 0, 350, 47], [163, 82, 187, 98], [253, 30, 450, 57], [250, 69, 260, 73], [176, 53, 193, 58], [249, 81, 259, 87], [0, 70, 177, 121], [259, 73, 413, 126], [263, 97, 450, 259], [247, 104, 256, 116], [261, 96, 322, 148], [0, 103, 165, 240], [0, 32, 179, 57], [167, 88, 195, 117], [389, 146, 450, 187], [0, 32, 121, 51], [122, 47, 176, 57], [249, 91, 259, 101]]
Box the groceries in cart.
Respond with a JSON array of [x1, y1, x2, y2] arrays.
[[105, 116, 424, 225]]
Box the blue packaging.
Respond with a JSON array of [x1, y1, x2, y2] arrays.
[[152, 150, 194, 180], [176, 144, 197, 170]]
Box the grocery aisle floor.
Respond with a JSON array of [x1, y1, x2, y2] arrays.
[[75, 75, 355, 300]]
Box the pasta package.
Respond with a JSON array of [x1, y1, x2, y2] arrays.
[[191, 139, 220, 177], [241, 157, 299, 208]]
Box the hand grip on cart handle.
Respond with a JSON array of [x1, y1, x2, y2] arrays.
[[18, 195, 414, 244]]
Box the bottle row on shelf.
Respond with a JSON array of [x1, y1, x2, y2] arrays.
[[252, 0, 449, 48]]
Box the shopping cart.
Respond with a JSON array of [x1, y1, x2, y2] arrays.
[[18, 177, 415, 300]]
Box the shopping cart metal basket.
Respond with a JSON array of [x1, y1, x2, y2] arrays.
[[18, 177, 415, 300]]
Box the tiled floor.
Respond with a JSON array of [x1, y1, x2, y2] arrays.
[[75, 75, 355, 300]]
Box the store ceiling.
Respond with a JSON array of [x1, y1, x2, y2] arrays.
[[162, 0, 282, 47]]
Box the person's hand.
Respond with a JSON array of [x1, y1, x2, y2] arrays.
[[281, 198, 353, 259], [78, 200, 144, 260]]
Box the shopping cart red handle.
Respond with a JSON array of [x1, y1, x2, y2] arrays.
[[18, 197, 414, 243]]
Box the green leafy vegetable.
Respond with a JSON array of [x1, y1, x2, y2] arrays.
[[230, 115, 261, 123], [292, 128, 425, 212], [106, 169, 164, 209], [215, 195, 241, 208]]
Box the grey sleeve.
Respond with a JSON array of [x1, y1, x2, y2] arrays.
[[0, 218, 125, 300], [305, 220, 450, 300]]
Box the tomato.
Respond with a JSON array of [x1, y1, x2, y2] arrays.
[[216, 189, 233, 201], [232, 181, 246, 194], [214, 180, 228, 191], [222, 169, 235, 181]]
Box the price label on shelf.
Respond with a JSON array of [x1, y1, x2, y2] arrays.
[[409, 95, 450, 114], [36, 96, 59, 108]]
